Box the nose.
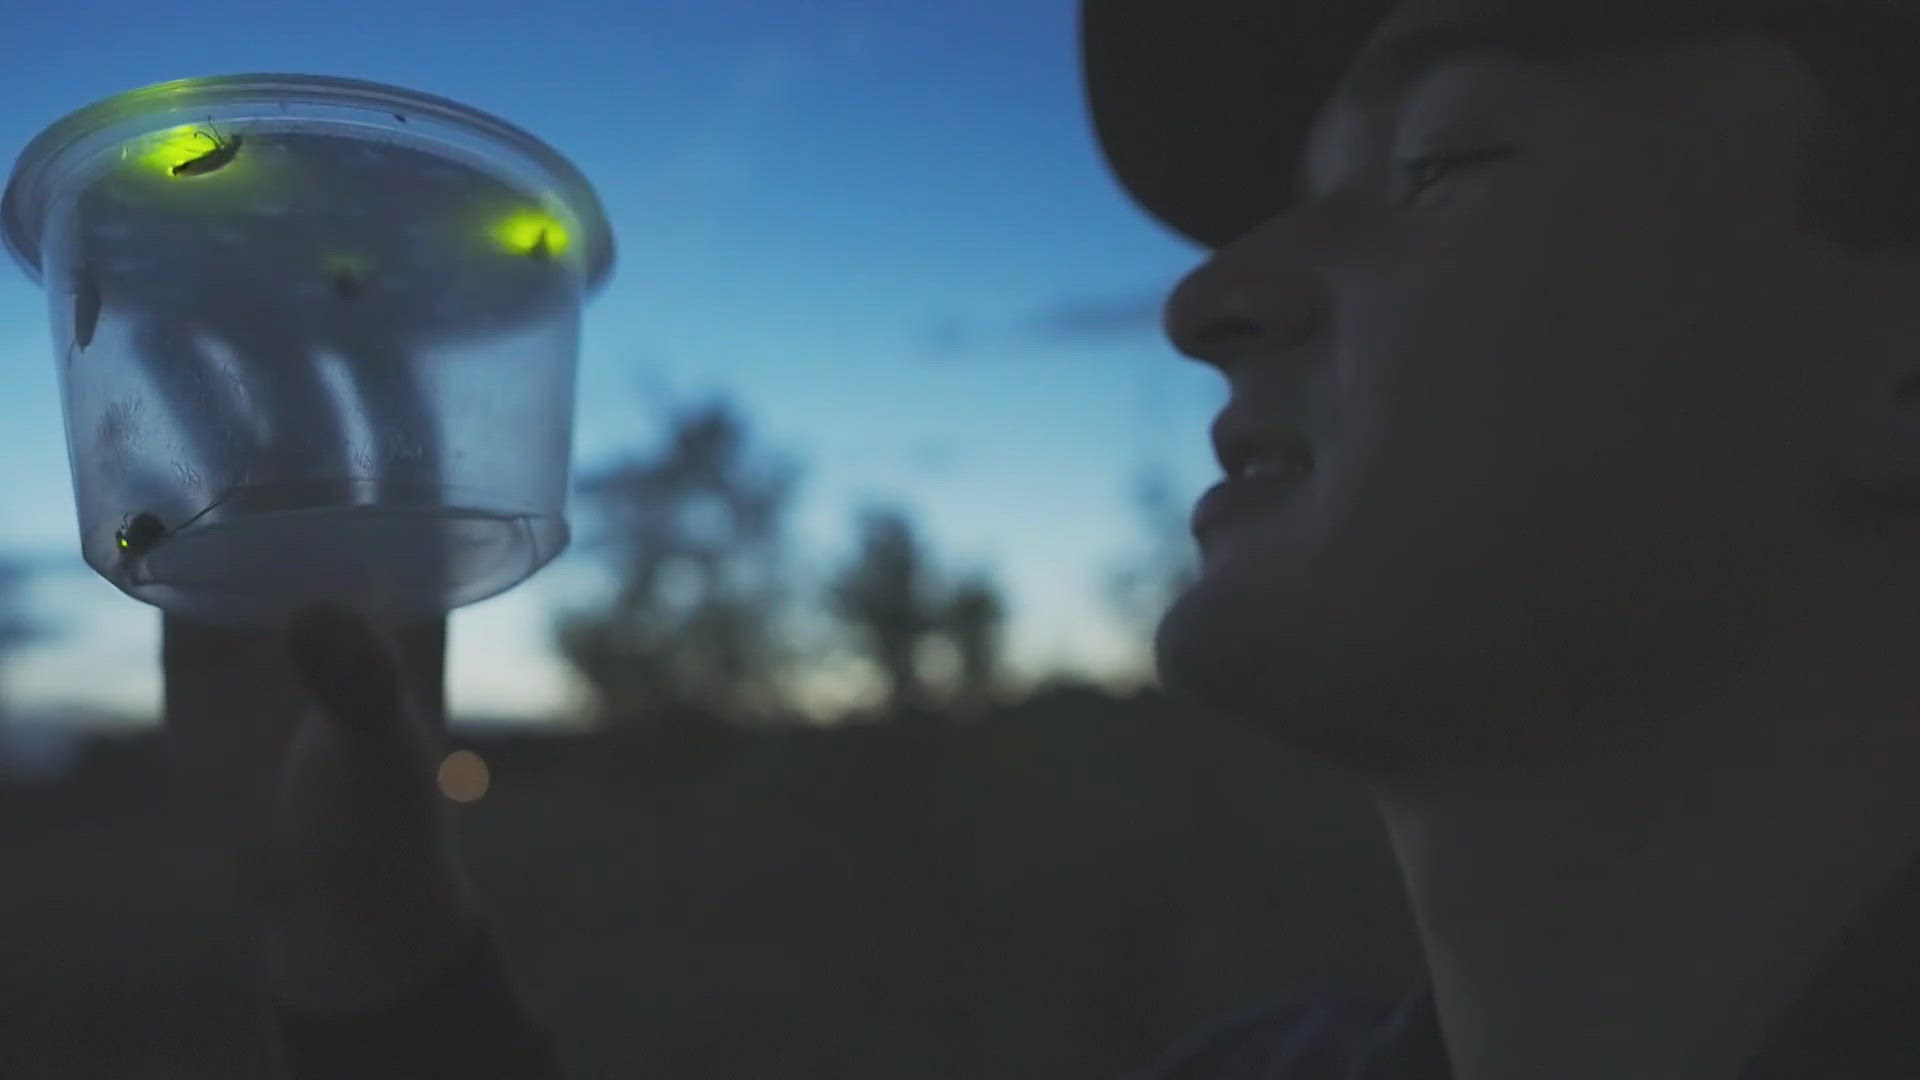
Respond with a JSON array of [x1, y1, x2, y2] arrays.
[[1162, 226, 1327, 372]]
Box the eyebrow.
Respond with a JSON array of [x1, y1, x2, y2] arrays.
[[1292, 14, 1612, 198], [1337, 16, 1567, 113]]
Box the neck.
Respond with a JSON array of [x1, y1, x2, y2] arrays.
[[1370, 648, 1920, 1080]]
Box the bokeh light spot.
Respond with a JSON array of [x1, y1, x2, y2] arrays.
[[438, 749, 490, 803]]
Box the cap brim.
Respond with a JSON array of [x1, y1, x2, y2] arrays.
[[1079, 0, 1397, 249]]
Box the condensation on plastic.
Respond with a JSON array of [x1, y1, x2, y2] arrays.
[[1, 74, 614, 627]]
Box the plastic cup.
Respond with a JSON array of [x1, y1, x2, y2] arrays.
[[2, 74, 615, 627]]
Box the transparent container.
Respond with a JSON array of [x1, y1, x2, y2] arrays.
[[2, 74, 615, 627]]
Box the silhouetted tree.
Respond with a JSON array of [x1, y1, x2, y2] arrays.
[[826, 507, 947, 720], [826, 506, 1013, 723], [552, 394, 807, 745], [939, 571, 1007, 720]]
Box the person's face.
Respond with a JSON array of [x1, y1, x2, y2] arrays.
[[1154, 0, 1873, 780]]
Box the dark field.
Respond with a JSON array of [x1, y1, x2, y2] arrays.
[[0, 686, 1421, 1079]]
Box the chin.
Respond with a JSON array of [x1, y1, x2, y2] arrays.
[[1153, 528, 1348, 721], [1151, 562, 1521, 781], [1151, 566, 1359, 751], [1152, 583, 1271, 720]]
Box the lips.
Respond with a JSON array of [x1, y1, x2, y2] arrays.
[[1191, 470, 1310, 541]]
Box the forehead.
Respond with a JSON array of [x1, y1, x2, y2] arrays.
[[1300, 0, 1822, 178], [1339, 0, 1720, 113]]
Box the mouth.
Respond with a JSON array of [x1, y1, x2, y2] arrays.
[[1191, 464, 1312, 542]]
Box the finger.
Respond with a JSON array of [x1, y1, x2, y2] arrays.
[[162, 610, 305, 761], [165, 610, 305, 719], [161, 610, 306, 844], [386, 614, 450, 736], [286, 606, 448, 731], [286, 605, 410, 742]]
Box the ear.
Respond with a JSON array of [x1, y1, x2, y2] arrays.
[[1828, 259, 1920, 508]]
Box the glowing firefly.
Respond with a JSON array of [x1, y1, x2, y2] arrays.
[[115, 493, 232, 561], [170, 120, 243, 178]]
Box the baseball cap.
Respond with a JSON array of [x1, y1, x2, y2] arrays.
[[1078, 0, 1394, 250], [1077, 0, 1920, 251]]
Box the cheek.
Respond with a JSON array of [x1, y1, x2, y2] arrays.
[[1341, 191, 1757, 490], [1324, 257, 1714, 608], [1334, 270, 1583, 501]]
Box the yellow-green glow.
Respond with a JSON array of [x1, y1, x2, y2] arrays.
[[133, 122, 245, 179], [490, 209, 571, 258]]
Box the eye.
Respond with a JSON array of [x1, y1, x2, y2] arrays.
[[1397, 145, 1517, 204]]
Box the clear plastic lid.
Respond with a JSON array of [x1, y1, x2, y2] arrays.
[[2, 72, 615, 292]]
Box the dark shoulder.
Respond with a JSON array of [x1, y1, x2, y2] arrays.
[[1121, 994, 1405, 1080]]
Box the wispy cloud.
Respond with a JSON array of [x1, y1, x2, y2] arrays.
[[916, 315, 976, 362], [917, 288, 1168, 363], [1027, 290, 1165, 343]]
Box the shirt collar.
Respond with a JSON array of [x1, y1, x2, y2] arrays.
[[1349, 845, 1920, 1079]]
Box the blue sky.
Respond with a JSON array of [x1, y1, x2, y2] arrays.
[[0, 0, 1227, 726]]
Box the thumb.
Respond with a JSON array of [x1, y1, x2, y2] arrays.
[[285, 605, 419, 752]]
